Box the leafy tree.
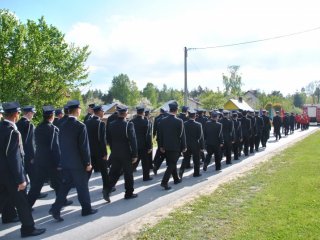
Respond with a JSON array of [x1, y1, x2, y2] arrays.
[[0, 10, 90, 121], [199, 91, 226, 110], [142, 82, 159, 106], [293, 92, 306, 108], [107, 74, 140, 106], [222, 65, 243, 97]]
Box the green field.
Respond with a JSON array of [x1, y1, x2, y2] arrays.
[[137, 131, 320, 240]]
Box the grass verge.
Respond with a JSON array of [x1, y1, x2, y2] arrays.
[[137, 131, 320, 240]]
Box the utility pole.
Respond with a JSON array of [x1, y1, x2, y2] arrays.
[[184, 46, 188, 106]]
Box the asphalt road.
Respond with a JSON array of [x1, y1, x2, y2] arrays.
[[0, 127, 317, 240]]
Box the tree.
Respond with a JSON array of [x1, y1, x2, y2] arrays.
[[142, 82, 159, 106], [199, 91, 226, 110], [222, 65, 243, 97], [0, 10, 90, 120], [107, 74, 140, 106], [293, 92, 306, 108]]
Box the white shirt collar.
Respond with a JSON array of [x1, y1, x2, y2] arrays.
[[69, 115, 78, 120]]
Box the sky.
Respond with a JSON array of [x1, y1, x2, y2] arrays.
[[2, 0, 320, 95]]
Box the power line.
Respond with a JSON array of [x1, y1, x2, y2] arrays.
[[188, 26, 320, 51]]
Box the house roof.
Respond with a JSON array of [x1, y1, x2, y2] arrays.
[[225, 98, 254, 111]]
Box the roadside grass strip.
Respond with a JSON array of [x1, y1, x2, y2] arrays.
[[137, 131, 320, 240]]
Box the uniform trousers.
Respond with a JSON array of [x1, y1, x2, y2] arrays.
[[180, 147, 201, 176], [161, 151, 180, 185]]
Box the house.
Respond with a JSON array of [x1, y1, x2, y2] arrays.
[[224, 97, 254, 111], [244, 90, 260, 108], [187, 98, 202, 110]]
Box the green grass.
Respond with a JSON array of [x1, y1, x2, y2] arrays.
[[137, 131, 320, 240]]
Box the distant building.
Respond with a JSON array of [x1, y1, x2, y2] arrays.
[[224, 97, 254, 111], [244, 90, 260, 108], [187, 98, 202, 110]]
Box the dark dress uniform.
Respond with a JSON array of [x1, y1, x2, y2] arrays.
[[51, 108, 95, 219], [203, 113, 224, 171], [179, 116, 204, 177], [177, 112, 188, 122], [273, 114, 282, 140], [84, 113, 92, 122], [145, 112, 154, 170], [0, 102, 45, 237], [27, 114, 63, 207], [254, 113, 264, 151], [283, 114, 290, 136], [240, 112, 251, 156], [261, 113, 271, 147], [107, 113, 138, 198], [16, 116, 36, 185], [159, 108, 186, 189], [195, 111, 207, 163], [219, 113, 235, 165], [289, 113, 295, 134], [153, 111, 167, 173], [248, 113, 255, 153], [131, 114, 153, 181], [232, 114, 242, 160]]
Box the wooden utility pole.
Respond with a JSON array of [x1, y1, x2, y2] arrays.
[[184, 47, 188, 106]]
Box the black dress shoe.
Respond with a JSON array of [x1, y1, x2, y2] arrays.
[[124, 193, 138, 199], [193, 173, 202, 177], [21, 228, 46, 238], [37, 192, 48, 199], [174, 179, 181, 184], [2, 216, 19, 224], [63, 200, 73, 206], [203, 162, 208, 171], [103, 189, 111, 203], [143, 177, 153, 181], [153, 166, 158, 175], [160, 183, 171, 190], [51, 212, 64, 222], [82, 208, 98, 216]]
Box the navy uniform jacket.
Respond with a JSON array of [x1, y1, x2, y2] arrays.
[[273, 115, 282, 129], [107, 118, 138, 159], [130, 116, 152, 150], [16, 117, 35, 162], [233, 119, 243, 141], [184, 119, 204, 150], [153, 113, 167, 139], [262, 115, 271, 131], [241, 116, 251, 138], [56, 115, 68, 129], [255, 116, 264, 134], [34, 121, 60, 169], [85, 116, 107, 159], [84, 113, 92, 122], [204, 120, 224, 146], [219, 117, 235, 143], [248, 115, 256, 136], [178, 113, 188, 122], [195, 115, 207, 128], [0, 121, 26, 185], [159, 114, 186, 152], [53, 117, 59, 127], [59, 117, 91, 170]]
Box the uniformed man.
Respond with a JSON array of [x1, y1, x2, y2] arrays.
[[50, 100, 97, 221], [55, 104, 69, 128], [158, 101, 186, 190], [283, 112, 290, 136], [0, 102, 46, 237], [27, 106, 72, 208], [219, 110, 235, 165], [254, 111, 264, 151], [84, 103, 95, 122], [289, 112, 295, 134], [203, 111, 224, 171], [273, 111, 282, 140], [85, 105, 110, 202], [144, 109, 154, 170], [131, 106, 153, 181], [239, 111, 251, 156], [195, 109, 207, 163], [53, 108, 63, 126], [177, 106, 189, 122], [247, 110, 256, 153], [261, 110, 271, 147], [106, 105, 138, 199], [179, 109, 204, 178], [16, 105, 47, 199], [152, 107, 167, 175], [232, 112, 242, 160]]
